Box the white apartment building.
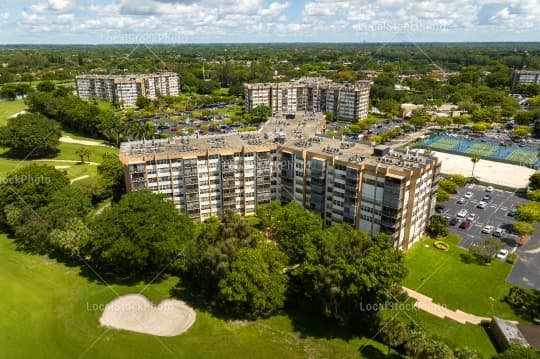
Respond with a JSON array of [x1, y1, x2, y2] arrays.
[[511, 70, 540, 92], [76, 72, 180, 108], [245, 77, 371, 121], [120, 113, 440, 251]]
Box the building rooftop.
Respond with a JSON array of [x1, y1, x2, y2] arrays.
[[492, 317, 530, 348], [76, 72, 177, 80], [120, 112, 438, 171]]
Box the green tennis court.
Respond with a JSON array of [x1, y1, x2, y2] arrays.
[[466, 144, 495, 157]]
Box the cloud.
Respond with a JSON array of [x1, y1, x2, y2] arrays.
[[30, 0, 77, 13]]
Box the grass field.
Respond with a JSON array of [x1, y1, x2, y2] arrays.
[[0, 100, 27, 126], [0, 234, 390, 359], [466, 144, 496, 157], [403, 235, 523, 322], [428, 138, 459, 151], [506, 150, 538, 165]]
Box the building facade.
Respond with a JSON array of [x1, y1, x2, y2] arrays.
[[511, 70, 540, 92], [120, 113, 440, 251], [245, 77, 371, 121], [76, 72, 179, 108]]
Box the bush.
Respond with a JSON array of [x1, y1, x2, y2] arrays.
[[439, 179, 458, 194], [513, 221, 535, 235], [516, 202, 540, 223], [506, 253, 517, 264], [434, 241, 449, 251], [446, 174, 467, 187], [437, 188, 449, 202], [526, 189, 540, 202]]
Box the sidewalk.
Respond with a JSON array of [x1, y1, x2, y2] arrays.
[[403, 287, 490, 325]]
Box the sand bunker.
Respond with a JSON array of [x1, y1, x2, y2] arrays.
[[99, 294, 196, 336]]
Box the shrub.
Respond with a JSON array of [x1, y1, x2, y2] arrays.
[[526, 189, 540, 202], [446, 174, 467, 187], [439, 179, 458, 194], [506, 253, 517, 264], [434, 241, 449, 251], [437, 188, 449, 202]]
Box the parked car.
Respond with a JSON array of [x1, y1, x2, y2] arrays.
[[477, 201, 488, 209], [464, 192, 473, 199], [435, 204, 446, 213], [467, 213, 477, 222], [496, 248, 509, 260], [457, 197, 466, 204], [508, 207, 517, 217], [449, 217, 460, 226], [486, 186, 494, 192], [493, 228, 505, 237], [457, 209, 468, 218], [459, 220, 472, 229], [481, 225, 494, 234], [482, 194, 492, 202]]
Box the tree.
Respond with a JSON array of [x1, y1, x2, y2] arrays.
[[75, 147, 91, 163], [250, 105, 272, 123], [379, 318, 408, 354], [516, 202, 540, 223], [446, 174, 467, 187], [514, 111, 537, 126], [427, 215, 449, 237], [527, 189, 540, 202], [49, 217, 90, 259], [513, 221, 536, 235], [454, 347, 481, 359], [0, 113, 61, 158], [218, 241, 289, 318], [512, 125, 531, 138], [87, 190, 195, 278], [468, 238, 504, 265], [470, 155, 480, 178], [36, 81, 56, 92], [136, 96, 152, 110], [97, 153, 125, 201], [437, 188, 449, 202], [439, 179, 458, 194], [529, 173, 540, 191], [494, 346, 540, 359], [301, 226, 406, 324], [0, 85, 17, 100]]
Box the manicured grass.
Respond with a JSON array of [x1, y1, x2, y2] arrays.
[[403, 235, 522, 321], [506, 150, 537, 164], [466, 144, 495, 157], [382, 305, 497, 358], [0, 233, 388, 358], [34, 161, 99, 180], [54, 143, 118, 162], [0, 99, 27, 126], [429, 138, 459, 151]]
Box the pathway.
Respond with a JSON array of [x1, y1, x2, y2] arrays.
[[403, 287, 490, 325], [70, 175, 89, 183]]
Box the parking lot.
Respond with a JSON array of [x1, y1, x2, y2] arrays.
[[438, 184, 527, 250]]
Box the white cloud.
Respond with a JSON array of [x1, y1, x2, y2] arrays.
[[30, 0, 77, 13]]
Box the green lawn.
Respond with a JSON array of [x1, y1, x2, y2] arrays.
[[466, 144, 495, 157], [382, 305, 497, 358], [429, 138, 459, 151], [0, 234, 389, 359], [0, 100, 27, 126], [403, 235, 522, 321]]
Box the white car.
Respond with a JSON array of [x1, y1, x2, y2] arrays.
[[496, 248, 509, 260], [457, 197, 466, 204], [493, 228, 505, 237], [481, 225, 494, 234], [457, 209, 468, 218], [464, 192, 473, 199], [477, 201, 488, 209], [486, 186, 494, 192], [467, 213, 477, 222]]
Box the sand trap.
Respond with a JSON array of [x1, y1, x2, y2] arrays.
[[99, 294, 196, 337]]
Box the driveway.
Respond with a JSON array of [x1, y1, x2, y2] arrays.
[[508, 223, 540, 291]]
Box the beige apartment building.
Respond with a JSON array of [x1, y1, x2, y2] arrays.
[[120, 113, 440, 250], [245, 77, 371, 121], [76, 72, 179, 108]]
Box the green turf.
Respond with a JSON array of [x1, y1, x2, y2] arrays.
[[0, 233, 390, 359], [466, 144, 495, 157], [403, 235, 524, 321], [506, 150, 538, 164], [0, 100, 27, 126], [54, 143, 117, 162], [429, 138, 459, 151], [381, 305, 496, 358]]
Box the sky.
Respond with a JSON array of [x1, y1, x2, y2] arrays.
[[0, 0, 539, 44]]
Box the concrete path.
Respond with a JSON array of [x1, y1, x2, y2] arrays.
[[70, 175, 90, 183], [403, 287, 490, 325]]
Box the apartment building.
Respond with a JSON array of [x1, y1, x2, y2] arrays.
[[511, 70, 540, 92], [120, 113, 440, 250], [76, 72, 179, 108], [244, 77, 371, 121]]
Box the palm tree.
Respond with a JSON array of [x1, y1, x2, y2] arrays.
[[470, 155, 480, 178], [380, 319, 408, 355]]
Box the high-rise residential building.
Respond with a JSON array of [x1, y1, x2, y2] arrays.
[[75, 72, 179, 108], [119, 113, 441, 250], [245, 77, 371, 121], [511, 70, 540, 92]]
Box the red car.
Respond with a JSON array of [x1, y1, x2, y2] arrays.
[[459, 220, 471, 229]]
